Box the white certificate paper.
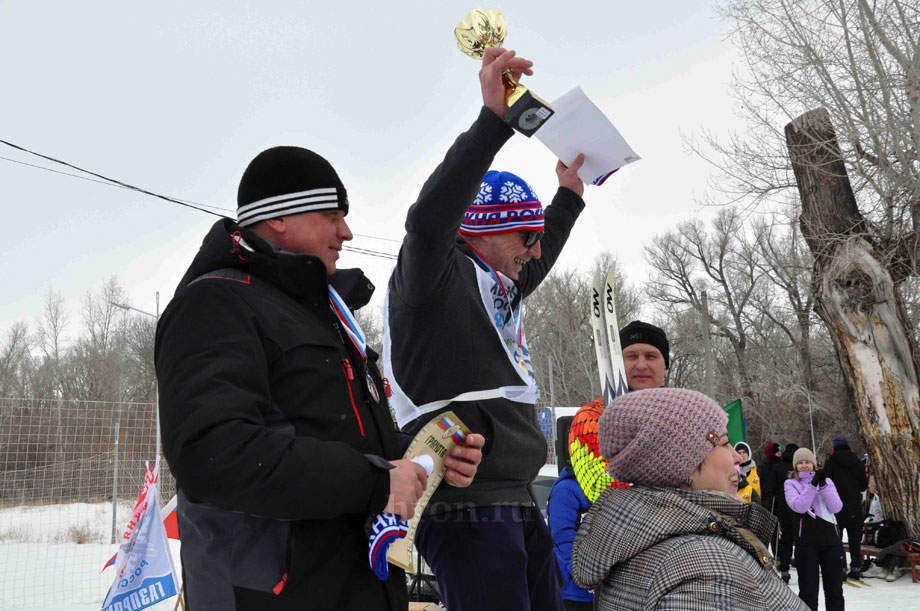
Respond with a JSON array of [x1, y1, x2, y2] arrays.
[[536, 86, 641, 185]]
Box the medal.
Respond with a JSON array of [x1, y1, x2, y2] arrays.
[[366, 374, 380, 403]]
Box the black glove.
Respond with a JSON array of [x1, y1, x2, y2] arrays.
[[812, 468, 827, 488]]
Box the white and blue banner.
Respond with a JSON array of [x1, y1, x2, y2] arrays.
[[102, 459, 179, 611]]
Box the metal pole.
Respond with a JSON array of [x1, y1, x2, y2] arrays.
[[155, 291, 161, 458], [807, 392, 817, 456], [109, 294, 161, 458], [111, 421, 120, 544], [548, 356, 557, 464], [701, 290, 715, 398]]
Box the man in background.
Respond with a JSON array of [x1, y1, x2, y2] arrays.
[[825, 436, 869, 579], [763, 442, 800, 583], [618, 320, 670, 391]]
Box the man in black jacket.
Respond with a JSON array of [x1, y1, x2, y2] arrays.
[[758, 440, 782, 482], [156, 146, 484, 609], [762, 443, 799, 582], [383, 46, 585, 611], [825, 436, 869, 578]]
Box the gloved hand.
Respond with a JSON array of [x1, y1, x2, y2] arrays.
[[812, 468, 827, 488]]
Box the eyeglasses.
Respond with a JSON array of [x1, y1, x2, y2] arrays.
[[521, 230, 544, 249]]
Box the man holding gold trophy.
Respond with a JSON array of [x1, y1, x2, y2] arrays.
[[382, 9, 587, 610]]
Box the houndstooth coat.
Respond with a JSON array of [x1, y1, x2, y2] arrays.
[[572, 486, 808, 610]]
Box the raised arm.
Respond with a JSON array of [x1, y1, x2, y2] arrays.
[[393, 48, 531, 305], [784, 478, 818, 514], [515, 156, 586, 297], [819, 478, 843, 514]]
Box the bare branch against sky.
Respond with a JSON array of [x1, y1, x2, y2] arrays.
[[0, 1, 738, 333]]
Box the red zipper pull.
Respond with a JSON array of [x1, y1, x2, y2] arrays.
[[383, 377, 393, 398], [342, 358, 354, 381], [273, 572, 288, 595]]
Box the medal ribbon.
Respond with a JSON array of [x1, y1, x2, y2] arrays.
[[460, 236, 524, 345], [328, 285, 367, 359]]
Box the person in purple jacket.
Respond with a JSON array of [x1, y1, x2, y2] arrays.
[[784, 447, 845, 611]]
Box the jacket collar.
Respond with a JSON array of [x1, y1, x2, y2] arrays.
[[180, 219, 374, 308], [585, 487, 778, 570]]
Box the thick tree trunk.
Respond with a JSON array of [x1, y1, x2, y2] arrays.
[[786, 108, 920, 537]]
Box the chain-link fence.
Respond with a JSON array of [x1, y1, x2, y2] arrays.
[[0, 397, 174, 607], [0, 398, 571, 607]]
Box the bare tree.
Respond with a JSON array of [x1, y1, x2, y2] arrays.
[[787, 108, 920, 536], [355, 306, 383, 356], [645, 208, 762, 406], [34, 289, 70, 397], [122, 315, 157, 402], [710, 1, 919, 228], [526, 252, 642, 408], [688, 0, 920, 531], [0, 322, 32, 396], [56, 277, 130, 402]]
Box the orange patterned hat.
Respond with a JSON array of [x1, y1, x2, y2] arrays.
[[568, 398, 629, 503]]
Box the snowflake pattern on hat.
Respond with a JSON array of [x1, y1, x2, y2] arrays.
[[473, 182, 493, 206], [501, 180, 528, 203]]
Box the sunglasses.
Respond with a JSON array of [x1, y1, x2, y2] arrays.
[[521, 230, 544, 249]]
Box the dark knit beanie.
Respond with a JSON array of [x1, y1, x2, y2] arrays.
[[619, 320, 670, 369], [237, 146, 348, 228], [833, 436, 849, 449], [599, 388, 727, 487]]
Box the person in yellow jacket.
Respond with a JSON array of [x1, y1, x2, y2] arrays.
[[735, 442, 761, 503]]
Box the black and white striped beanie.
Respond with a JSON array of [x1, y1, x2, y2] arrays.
[[236, 146, 348, 228]]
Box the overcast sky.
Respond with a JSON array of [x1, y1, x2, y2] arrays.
[[0, 0, 739, 339]]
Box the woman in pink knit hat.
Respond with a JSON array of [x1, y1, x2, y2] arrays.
[[571, 388, 808, 610]]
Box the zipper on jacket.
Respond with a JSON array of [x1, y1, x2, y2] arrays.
[[341, 359, 365, 437], [382, 377, 392, 398], [273, 572, 288, 595]]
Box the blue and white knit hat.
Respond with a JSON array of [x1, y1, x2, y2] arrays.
[[236, 146, 348, 228], [459, 170, 544, 237]]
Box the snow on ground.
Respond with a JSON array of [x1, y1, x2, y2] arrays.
[[1, 500, 917, 609], [790, 564, 917, 610], [0, 501, 180, 610]]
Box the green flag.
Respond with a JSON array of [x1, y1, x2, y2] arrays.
[[723, 399, 745, 445]]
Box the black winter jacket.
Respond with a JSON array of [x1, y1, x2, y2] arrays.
[[824, 444, 868, 528], [763, 450, 797, 524], [155, 219, 405, 610], [383, 108, 585, 510], [757, 441, 781, 483]]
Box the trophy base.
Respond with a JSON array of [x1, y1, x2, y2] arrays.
[[503, 90, 554, 137]]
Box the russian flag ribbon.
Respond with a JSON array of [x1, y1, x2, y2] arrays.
[[328, 285, 367, 359], [437, 415, 467, 445]]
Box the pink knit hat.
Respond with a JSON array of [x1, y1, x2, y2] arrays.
[[599, 388, 728, 487]]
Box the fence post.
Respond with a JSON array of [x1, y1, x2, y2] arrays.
[[548, 356, 557, 464], [111, 421, 120, 544]]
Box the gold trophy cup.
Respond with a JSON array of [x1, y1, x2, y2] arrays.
[[454, 8, 554, 137]]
